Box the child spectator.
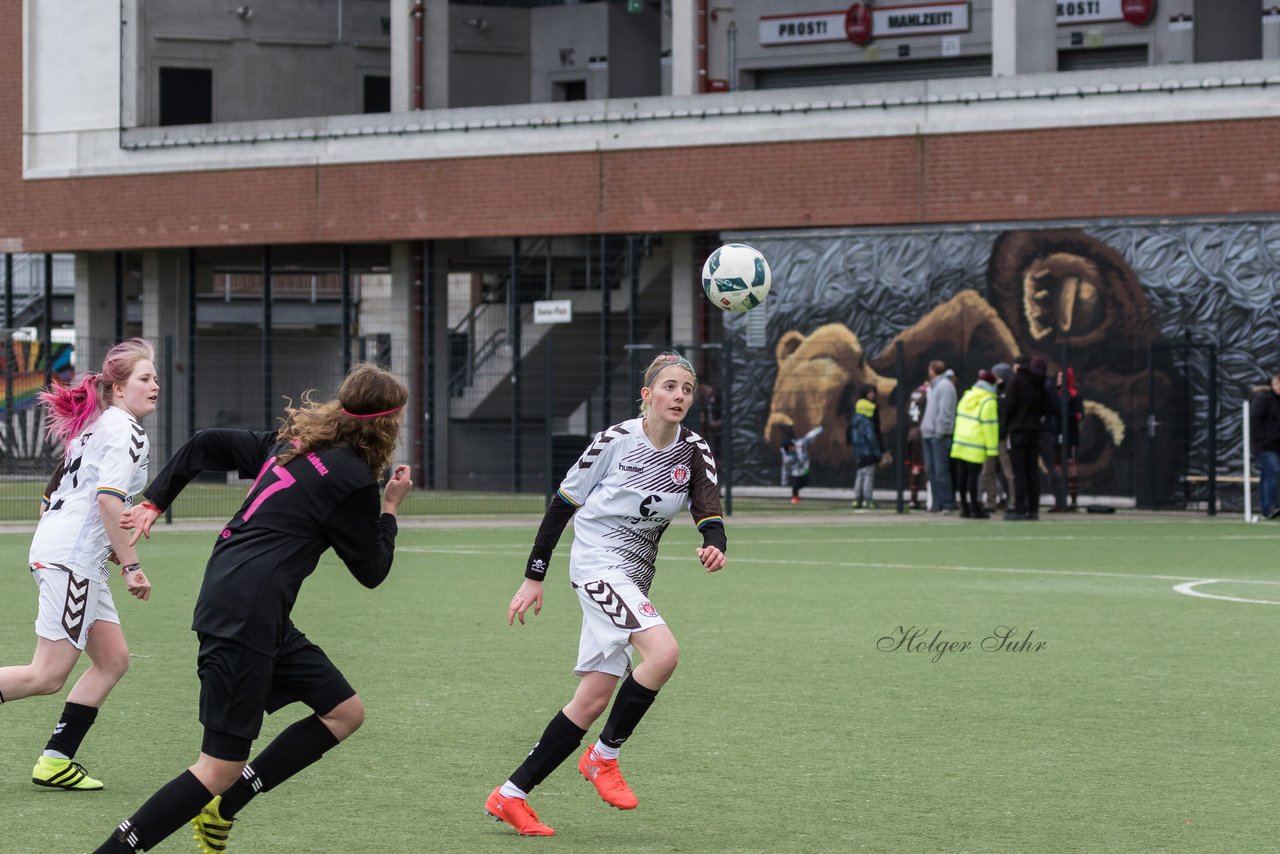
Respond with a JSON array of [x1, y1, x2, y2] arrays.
[[781, 425, 824, 504], [848, 387, 882, 509]]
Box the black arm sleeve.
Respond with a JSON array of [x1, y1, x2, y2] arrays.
[[325, 485, 397, 589], [144, 429, 279, 510], [699, 519, 727, 553], [524, 494, 577, 581]]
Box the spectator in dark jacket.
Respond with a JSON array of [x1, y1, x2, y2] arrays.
[[1250, 373, 1280, 519], [1001, 356, 1049, 520], [1045, 368, 1085, 511]]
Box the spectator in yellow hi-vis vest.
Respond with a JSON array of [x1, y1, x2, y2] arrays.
[[950, 370, 1000, 519]]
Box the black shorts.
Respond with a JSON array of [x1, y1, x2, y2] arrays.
[[197, 628, 355, 761]]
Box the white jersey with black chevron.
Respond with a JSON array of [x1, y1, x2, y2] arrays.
[[29, 406, 150, 583], [557, 417, 722, 595]]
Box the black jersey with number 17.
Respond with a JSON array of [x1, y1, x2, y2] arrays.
[[143, 428, 398, 656]]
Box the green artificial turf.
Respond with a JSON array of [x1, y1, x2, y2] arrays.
[[1, 516, 1276, 852]]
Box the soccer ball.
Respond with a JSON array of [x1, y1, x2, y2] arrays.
[[701, 243, 771, 313]]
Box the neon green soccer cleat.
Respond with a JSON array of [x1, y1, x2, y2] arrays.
[[192, 795, 235, 853], [31, 755, 104, 790]]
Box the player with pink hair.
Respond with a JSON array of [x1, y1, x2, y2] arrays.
[[0, 337, 157, 791]]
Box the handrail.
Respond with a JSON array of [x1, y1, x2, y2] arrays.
[[447, 236, 655, 396]]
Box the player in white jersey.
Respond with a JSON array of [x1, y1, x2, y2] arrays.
[[0, 338, 156, 791], [486, 352, 727, 837]]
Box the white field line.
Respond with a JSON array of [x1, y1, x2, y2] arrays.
[[1170, 579, 1280, 606], [401, 544, 1280, 605]]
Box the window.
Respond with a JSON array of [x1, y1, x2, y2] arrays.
[[158, 67, 213, 126], [554, 80, 587, 102], [363, 75, 391, 114]]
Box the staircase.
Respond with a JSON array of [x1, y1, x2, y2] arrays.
[[447, 236, 672, 422]]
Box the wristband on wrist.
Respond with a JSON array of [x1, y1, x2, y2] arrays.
[[141, 501, 161, 514], [121, 562, 141, 577]]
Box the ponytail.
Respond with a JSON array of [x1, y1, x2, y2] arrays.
[[40, 372, 108, 454]]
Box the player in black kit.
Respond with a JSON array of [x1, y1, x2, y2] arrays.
[[93, 363, 411, 854]]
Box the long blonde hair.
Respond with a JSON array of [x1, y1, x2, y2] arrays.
[[276, 363, 409, 477]]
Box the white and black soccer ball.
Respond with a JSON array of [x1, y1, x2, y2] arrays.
[[701, 243, 771, 313]]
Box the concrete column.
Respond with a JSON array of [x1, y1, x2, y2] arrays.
[[1266, 7, 1280, 60], [670, 0, 699, 96], [425, 0, 451, 109], [991, 0, 1057, 76], [427, 240, 459, 490], [388, 241, 419, 464], [73, 253, 122, 377], [669, 234, 696, 347], [140, 249, 192, 448], [392, 0, 449, 111], [390, 0, 412, 112]]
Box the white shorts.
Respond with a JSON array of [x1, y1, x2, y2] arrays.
[[31, 566, 119, 651], [573, 577, 666, 677]]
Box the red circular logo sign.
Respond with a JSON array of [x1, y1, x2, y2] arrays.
[[845, 2, 872, 46], [1121, 0, 1155, 26]]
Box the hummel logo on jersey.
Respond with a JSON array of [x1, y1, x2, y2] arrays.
[[62, 575, 90, 641], [584, 580, 640, 629], [67, 455, 83, 489]]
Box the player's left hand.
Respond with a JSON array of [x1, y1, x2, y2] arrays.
[[696, 546, 725, 573], [125, 569, 151, 601], [120, 502, 162, 547], [508, 578, 544, 625]]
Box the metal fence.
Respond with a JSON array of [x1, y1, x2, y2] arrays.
[[0, 234, 1255, 523]]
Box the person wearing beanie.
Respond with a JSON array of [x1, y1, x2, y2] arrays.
[[986, 363, 1015, 513], [950, 372, 999, 518], [1001, 357, 1049, 520]]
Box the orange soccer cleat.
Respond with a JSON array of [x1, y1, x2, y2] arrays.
[[484, 786, 555, 836], [578, 747, 638, 810]]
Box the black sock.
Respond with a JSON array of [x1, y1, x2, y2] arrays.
[[218, 714, 339, 818], [0, 689, 6, 703], [599, 674, 660, 749], [46, 701, 98, 758], [94, 770, 212, 853], [509, 710, 587, 793]]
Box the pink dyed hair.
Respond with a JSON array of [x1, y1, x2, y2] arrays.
[[41, 338, 155, 453]]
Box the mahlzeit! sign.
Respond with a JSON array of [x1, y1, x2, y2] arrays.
[[865, 2, 970, 39]]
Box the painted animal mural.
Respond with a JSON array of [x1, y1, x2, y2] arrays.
[[736, 222, 1250, 505]]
